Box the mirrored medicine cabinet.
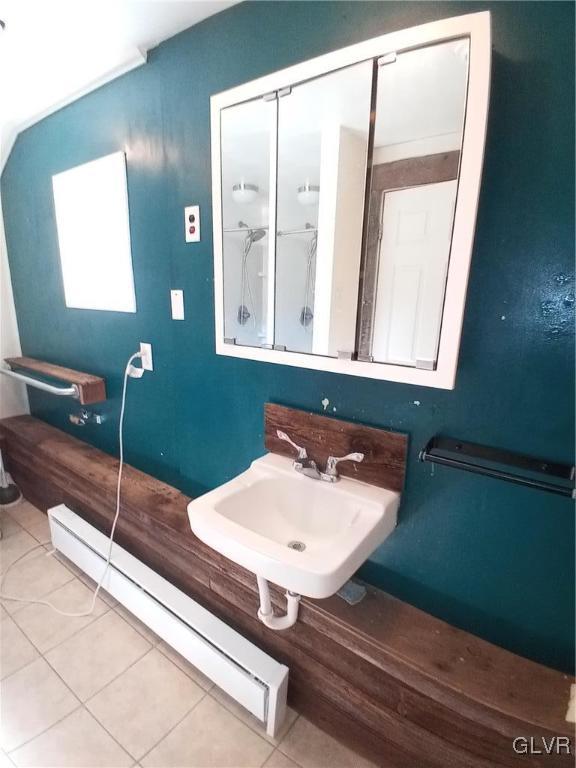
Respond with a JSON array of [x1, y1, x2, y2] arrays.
[[211, 12, 491, 389]]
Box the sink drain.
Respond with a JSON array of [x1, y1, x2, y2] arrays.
[[287, 540, 306, 552]]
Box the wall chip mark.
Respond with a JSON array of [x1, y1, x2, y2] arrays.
[[321, 398, 329, 411]]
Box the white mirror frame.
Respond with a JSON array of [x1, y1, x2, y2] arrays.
[[211, 12, 491, 389]]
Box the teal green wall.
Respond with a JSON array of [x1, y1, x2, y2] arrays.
[[2, 2, 574, 672]]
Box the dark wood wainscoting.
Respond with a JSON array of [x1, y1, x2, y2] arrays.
[[0, 415, 573, 768]]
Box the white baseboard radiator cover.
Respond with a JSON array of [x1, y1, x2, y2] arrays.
[[48, 504, 289, 737]]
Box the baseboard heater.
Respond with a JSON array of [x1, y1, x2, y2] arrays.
[[48, 504, 288, 737]]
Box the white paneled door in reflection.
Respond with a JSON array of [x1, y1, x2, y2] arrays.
[[372, 180, 458, 368]]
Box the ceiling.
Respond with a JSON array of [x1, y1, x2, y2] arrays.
[[0, 0, 237, 171]]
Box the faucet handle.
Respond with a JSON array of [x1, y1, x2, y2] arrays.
[[324, 452, 365, 480], [276, 430, 308, 460]]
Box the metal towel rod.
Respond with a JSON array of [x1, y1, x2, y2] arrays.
[[0, 367, 79, 398], [419, 436, 575, 499]]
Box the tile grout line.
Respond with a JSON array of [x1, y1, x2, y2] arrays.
[[77, 699, 146, 764], [85, 642, 225, 764], [5, 704, 84, 758], [8, 584, 113, 657], [1, 547, 77, 618], [3, 508, 303, 767], [132, 665, 287, 764], [0, 617, 40, 683], [3, 586, 289, 765], [8, 507, 51, 542], [112, 605, 162, 647], [275, 714, 305, 765], [0, 510, 115, 760], [6, 512, 51, 548], [44, 549, 121, 610], [266, 746, 305, 768], [82, 642, 156, 710], [3, 505, 195, 763], [7, 639, 155, 761], [210, 687, 301, 750], [59, 620, 154, 706], [2, 570, 86, 753], [56, 644, 168, 764], [154, 640, 217, 694], [3, 544, 211, 761], [161, 686, 278, 764], [0, 520, 26, 542], [134, 686, 211, 765], [2, 750, 16, 768], [2, 604, 112, 678], [0, 538, 46, 580]]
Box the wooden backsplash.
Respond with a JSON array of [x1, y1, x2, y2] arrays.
[[264, 403, 408, 492]]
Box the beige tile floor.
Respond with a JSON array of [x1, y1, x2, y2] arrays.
[[0, 501, 376, 768]]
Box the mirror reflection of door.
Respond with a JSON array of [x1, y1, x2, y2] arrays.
[[372, 181, 457, 366], [358, 38, 469, 368], [221, 97, 276, 348], [275, 61, 372, 357]]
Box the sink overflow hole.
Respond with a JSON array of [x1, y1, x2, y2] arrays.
[[287, 540, 306, 552]]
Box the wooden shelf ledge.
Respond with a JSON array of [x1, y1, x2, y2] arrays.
[[4, 357, 106, 405]]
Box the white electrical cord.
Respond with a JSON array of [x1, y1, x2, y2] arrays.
[[0, 351, 142, 617]]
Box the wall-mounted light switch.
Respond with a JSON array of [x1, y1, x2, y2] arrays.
[[184, 205, 200, 242], [171, 289, 185, 320]]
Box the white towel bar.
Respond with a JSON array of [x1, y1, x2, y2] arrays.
[[0, 367, 79, 398]]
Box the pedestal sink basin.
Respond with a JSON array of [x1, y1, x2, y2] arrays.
[[187, 453, 399, 599]]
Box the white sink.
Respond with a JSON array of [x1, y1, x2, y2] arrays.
[[187, 453, 399, 599]]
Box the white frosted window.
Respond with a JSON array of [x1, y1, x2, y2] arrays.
[[52, 152, 136, 312]]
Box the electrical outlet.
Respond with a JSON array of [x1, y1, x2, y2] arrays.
[[139, 342, 153, 371]]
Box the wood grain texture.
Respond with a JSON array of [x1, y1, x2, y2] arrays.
[[0, 415, 573, 768], [371, 151, 460, 192], [264, 402, 408, 492], [4, 356, 106, 404]]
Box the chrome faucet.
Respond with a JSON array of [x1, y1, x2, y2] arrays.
[[276, 430, 321, 479], [320, 452, 365, 483], [276, 431, 364, 483]]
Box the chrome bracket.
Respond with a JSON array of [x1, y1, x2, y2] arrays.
[[378, 52, 397, 66], [337, 580, 367, 605]]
